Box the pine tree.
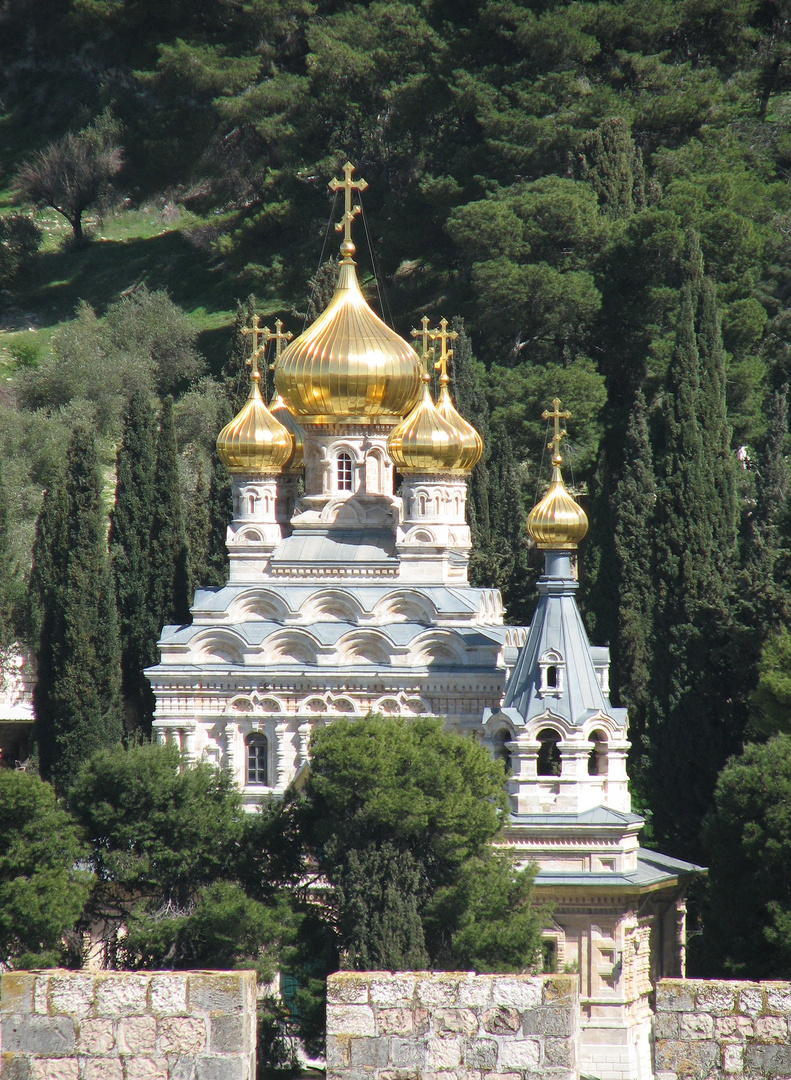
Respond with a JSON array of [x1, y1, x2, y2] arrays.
[[611, 389, 655, 788], [32, 427, 122, 792], [110, 390, 157, 734], [149, 397, 191, 632]]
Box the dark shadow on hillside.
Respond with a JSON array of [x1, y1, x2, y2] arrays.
[[21, 231, 239, 319]]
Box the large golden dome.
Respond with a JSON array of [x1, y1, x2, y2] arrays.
[[217, 367, 293, 474], [387, 378, 466, 473], [526, 399, 588, 550], [274, 256, 422, 425]]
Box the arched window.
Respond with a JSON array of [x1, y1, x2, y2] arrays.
[[337, 452, 353, 491], [546, 665, 557, 689], [588, 729, 608, 776], [537, 728, 562, 777], [493, 729, 512, 775], [248, 494, 255, 515], [246, 734, 268, 785], [539, 650, 564, 696]]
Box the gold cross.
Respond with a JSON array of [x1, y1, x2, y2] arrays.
[[542, 397, 572, 463], [411, 316, 434, 363], [263, 318, 293, 372], [241, 314, 265, 381], [329, 161, 368, 253], [432, 317, 459, 385]]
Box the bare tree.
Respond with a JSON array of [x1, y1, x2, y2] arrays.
[[16, 115, 123, 245]]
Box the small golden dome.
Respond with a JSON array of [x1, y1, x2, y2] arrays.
[[526, 398, 588, 550], [387, 379, 465, 472], [270, 391, 305, 472], [436, 386, 483, 472], [217, 371, 293, 474], [274, 258, 423, 425]]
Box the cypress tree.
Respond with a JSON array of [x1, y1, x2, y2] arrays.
[[0, 459, 14, 656], [206, 442, 232, 589], [449, 318, 492, 556], [221, 295, 258, 413], [32, 427, 122, 792], [110, 390, 157, 734], [578, 117, 646, 219], [149, 397, 191, 631], [187, 461, 211, 592]]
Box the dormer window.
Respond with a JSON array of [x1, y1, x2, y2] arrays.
[[539, 650, 564, 696], [337, 452, 353, 492]]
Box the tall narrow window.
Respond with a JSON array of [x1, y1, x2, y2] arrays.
[[248, 494, 255, 515], [493, 729, 512, 775], [246, 734, 268, 785], [537, 728, 562, 776], [337, 452, 353, 491]]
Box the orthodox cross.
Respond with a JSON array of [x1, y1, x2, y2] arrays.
[[432, 318, 458, 385], [543, 397, 572, 463], [411, 316, 434, 367], [241, 314, 265, 381], [263, 318, 293, 373], [329, 162, 368, 251]]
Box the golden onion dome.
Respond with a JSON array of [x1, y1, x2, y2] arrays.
[[526, 398, 588, 550], [436, 385, 483, 472], [216, 368, 293, 474], [387, 378, 464, 473], [270, 391, 305, 472], [274, 256, 423, 425]]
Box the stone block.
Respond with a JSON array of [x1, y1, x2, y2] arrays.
[[679, 1012, 715, 1040], [195, 1059, 249, 1080], [210, 1013, 248, 1054], [655, 1073, 678, 1080], [715, 1016, 754, 1042], [413, 1007, 429, 1036], [378, 1071, 420, 1080], [188, 974, 247, 1015], [29, 1061, 78, 1080], [157, 1016, 207, 1055], [522, 1006, 575, 1037], [77, 1017, 115, 1054], [416, 977, 459, 1008], [491, 978, 541, 1010], [544, 1037, 576, 1068], [1, 1056, 32, 1080], [95, 975, 148, 1016], [1, 973, 35, 1014], [34, 977, 50, 1016], [655, 1038, 718, 1076], [118, 1016, 157, 1055], [487, 1073, 522, 1080], [350, 1035, 389, 1067], [369, 976, 417, 1007], [125, 1058, 169, 1080], [542, 976, 576, 1006], [458, 976, 492, 1009], [48, 975, 94, 1018], [654, 1012, 680, 1039], [482, 1006, 521, 1034], [745, 1043, 791, 1073], [433, 1008, 478, 1036], [696, 984, 736, 1016], [723, 1043, 744, 1074], [377, 1008, 413, 1036], [149, 975, 188, 1016], [326, 1034, 351, 1069], [738, 986, 763, 1015], [656, 982, 696, 1013], [389, 1037, 425, 1068], [755, 1014, 789, 1041], [465, 1038, 498, 1070], [765, 985, 791, 1015], [327, 975, 370, 1006], [498, 1039, 541, 1071], [426, 1035, 462, 1070], [326, 1004, 376, 1037], [170, 1058, 198, 1080], [2, 1014, 75, 1054], [81, 1058, 124, 1080]]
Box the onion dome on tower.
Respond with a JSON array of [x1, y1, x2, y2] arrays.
[[526, 398, 588, 550], [274, 162, 423, 425], [430, 318, 483, 472], [216, 315, 293, 473]]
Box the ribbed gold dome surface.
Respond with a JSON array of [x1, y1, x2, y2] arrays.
[[217, 375, 293, 474], [274, 259, 423, 424], [270, 392, 305, 472], [526, 464, 589, 550], [387, 380, 465, 473], [436, 386, 483, 472]]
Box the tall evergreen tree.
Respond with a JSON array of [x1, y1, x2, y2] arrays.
[[0, 458, 15, 659], [577, 117, 646, 219], [149, 397, 191, 631], [187, 461, 212, 592], [110, 390, 157, 734], [221, 295, 258, 413], [32, 427, 122, 791], [206, 441, 232, 589]]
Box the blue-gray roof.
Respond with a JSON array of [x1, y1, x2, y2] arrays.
[[533, 848, 704, 889]]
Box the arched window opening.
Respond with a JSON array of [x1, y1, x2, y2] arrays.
[[248, 494, 255, 515], [588, 729, 608, 776], [246, 734, 268, 785], [337, 452, 353, 491], [493, 729, 512, 776], [546, 665, 557, 689], [537, 728, 562, 777], [539, 651, 564, 695]]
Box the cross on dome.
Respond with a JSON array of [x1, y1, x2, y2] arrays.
[[242, 314, 266, 382], [543, 397, 572, 465], [264, 318, 293, 373], [432, 318, 458, 386], [329, 161, 368, 259], [411, 316, 434, 363]]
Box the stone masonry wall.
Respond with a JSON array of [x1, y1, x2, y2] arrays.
[[0, 969, 256, 1080], [326, 971, 579, 1080], [655, 979, 791, 1080]]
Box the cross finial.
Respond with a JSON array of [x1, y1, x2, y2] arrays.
[[542, 397, 572, 464], [328, 161, 369, 258], [241, 313, 265, 382], [263, 318, 294, 373], [432, 317, 459, 385], [411, 316, 434, 365]]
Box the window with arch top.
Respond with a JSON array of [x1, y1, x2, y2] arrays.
[[337, 452, 353, 491], [246, 733, 268, 785], [588, 729, 608, 776], [537, 728, 562, 776], [493, 728, 512, 776]]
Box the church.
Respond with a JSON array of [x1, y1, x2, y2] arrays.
[[146, 163, 701, 1080]]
